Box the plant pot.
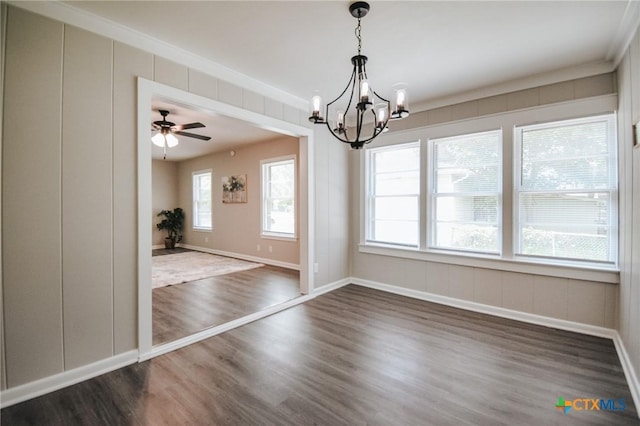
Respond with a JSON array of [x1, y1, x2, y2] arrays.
[[164, 238, 175, 249]]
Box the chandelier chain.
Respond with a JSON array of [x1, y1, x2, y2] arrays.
[[355, 17, 362, 55]]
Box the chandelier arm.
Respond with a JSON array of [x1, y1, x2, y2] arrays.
[[325, 64, 357, 108], [325, 64, 359, 144]]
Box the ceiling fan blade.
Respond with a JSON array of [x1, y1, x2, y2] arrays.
[[174, 131, 211, 141], [174, 122, 205, 131]]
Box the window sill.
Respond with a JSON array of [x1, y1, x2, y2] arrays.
[[358, 243, 620, 284], [193, 227, 212, 232], [261, 233, 297, 242]]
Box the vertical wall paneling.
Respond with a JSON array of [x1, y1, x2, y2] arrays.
[[2, 7, 65, 387], [188, 69, 218, 101], [618, 42, 632, 343], [62, 26, 114, 369], [218, 80, 243, 108], [1, 1, 8, 391], [617, 24, 640, 397], [243, 90, 264, 115], [629, 29, 640, 383], [153, 56, 188, 91], [313, 130, 330, 287], [265, 98, 284, 121], [113, 42, 153, 353], [327, 138, 350, 283]]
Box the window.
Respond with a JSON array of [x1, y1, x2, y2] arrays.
[[366, 142, 420, 246], [193, 170, 212, 230], [514, 114, 617, 264], [261, 156, 296, 238], [430, 130, 502, 254]]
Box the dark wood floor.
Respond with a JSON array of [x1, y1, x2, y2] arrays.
[[152, 249, 300, 345], [2, 285, 637, 425]]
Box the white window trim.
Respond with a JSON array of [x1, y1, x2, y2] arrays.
[[427, 129, 503, 255], [513, 114, 618, 266], [358, 94, 620, 283], [192, 169, 212, 231], [260, 155, 297, 240], [365, 142, 421, 248]]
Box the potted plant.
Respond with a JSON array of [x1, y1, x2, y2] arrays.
[[156, 207, 184, 249]]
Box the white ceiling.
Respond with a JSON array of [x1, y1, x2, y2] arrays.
[[150, 99, 292, 161], [61, 0, 639, 160]]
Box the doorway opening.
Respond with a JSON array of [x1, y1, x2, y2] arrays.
[[137, 78, 314, 360]]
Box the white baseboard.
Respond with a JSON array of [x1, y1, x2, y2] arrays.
[[0, 350, 138, 409], [180, 244, 299, 271], [612, 331, 640, 415], [140, 277, 350, 361], [352, 278, 616, 339]]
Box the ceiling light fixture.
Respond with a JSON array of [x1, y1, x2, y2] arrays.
[[151, 131, 179, 148], [308, 1, 409, 149]]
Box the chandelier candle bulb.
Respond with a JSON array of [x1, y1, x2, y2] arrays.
[[392, 83, 409, 119], [336, 110, 345, 133], [311, 95, 322, 117], [375, 104, 387, 129], [360, 79, 370, 104]]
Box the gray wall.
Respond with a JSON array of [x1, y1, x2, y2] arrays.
[[1, 5, 349, 390], [617, 23, 640, 401], [177, 137, 300, 266]]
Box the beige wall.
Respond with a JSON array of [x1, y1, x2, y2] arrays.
[[617, 24, 640, 400], [1, 5, 350, 391], [152, 160, 179, 247], [350, 73, 620, 329], [177, 138, 300, 266]]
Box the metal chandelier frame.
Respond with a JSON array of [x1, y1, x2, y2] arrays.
[[308, 1, 409, 149]]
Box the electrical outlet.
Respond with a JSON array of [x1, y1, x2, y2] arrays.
[[314, 263, 319, 273], [269, 246, 273, 253], [257, 244, 261, 251], [205, 237, 209, 243]]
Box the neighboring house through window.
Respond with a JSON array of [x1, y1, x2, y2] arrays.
[[429, 130, 502, 254]]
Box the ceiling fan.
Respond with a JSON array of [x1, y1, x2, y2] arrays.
[[151, 109, 211, 159]]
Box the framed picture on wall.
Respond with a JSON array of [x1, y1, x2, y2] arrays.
[[222, 174, 247, 203]]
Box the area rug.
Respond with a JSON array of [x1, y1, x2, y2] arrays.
[[152, 251, 264, 289]]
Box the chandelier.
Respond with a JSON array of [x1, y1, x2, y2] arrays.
[[308, 1, 409, 149]]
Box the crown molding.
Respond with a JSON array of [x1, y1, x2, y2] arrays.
[[607, 0, 640, 66], [6, 0, 308, 111]]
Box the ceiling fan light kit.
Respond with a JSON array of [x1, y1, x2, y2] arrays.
[[151, 109, 211, 159], [308, 1, 409, 149]]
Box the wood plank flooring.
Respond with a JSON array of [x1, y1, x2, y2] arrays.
[[152, 250, 300, 345], [2, 285, 637, 425]]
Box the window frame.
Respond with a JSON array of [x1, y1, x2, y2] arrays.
[[428, 129, 503, 256], [358, 95, 619, 281], [260, 155, 297, 240], [192, 169, 212, 231], [513, 114, 618, 266], [365, 141, 421, 248]]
